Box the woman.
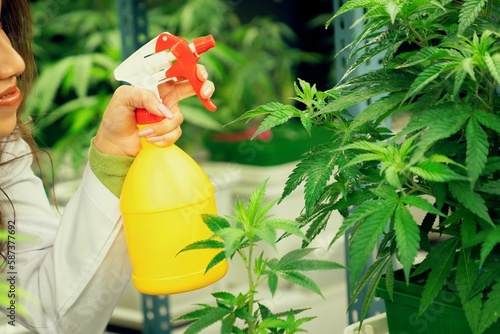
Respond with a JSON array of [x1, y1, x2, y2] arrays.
[[0, 0, 215, 332]]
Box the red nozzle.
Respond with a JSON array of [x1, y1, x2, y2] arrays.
[[193, 35, 216, 55]]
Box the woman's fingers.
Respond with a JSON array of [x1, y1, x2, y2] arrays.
[[158, 64, 215, 106], [137, 103, 184, 146]]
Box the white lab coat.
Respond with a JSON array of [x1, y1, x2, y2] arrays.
[[0, 137, 131, 333]]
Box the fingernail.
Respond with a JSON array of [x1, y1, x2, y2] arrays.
[[202, 85, 213, 98], [157, 103, 174, 119], [146, 136, 163, 143], [201, 70, 208, 80], [138, 127, 154, 137]]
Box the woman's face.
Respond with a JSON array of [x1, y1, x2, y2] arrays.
[[0, 0, 26, 138]]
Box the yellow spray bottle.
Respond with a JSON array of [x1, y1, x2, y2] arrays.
[[115, 32, 228, 295]]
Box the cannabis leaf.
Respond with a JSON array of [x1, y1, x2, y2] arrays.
[[458, 0, 488, 34], [456, 249, 482, 334], [266, 248, 345, 297], [416, 237, 460, 316], [478, 283, 500, 333]]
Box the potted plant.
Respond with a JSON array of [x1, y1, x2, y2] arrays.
[[226, 0, 500, 333]]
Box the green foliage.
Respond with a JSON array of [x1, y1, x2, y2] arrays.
[[177, 180, 344, 333], [235, 0, 500, 333], [27, 1, 121, 169], [29, 0, 317, 170]]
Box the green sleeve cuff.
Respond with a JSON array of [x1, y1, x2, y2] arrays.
[[88, 140, 135, 198]]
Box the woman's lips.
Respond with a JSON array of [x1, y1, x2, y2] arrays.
[[0, 87, 22, 107]]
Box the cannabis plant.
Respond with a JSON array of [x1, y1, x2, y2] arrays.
[[176, 180, 344, 333], [233, 0, 500, 333]]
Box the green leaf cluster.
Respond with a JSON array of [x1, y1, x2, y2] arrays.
[[177, 180, 344, 333], [234, 0, 500, 333]]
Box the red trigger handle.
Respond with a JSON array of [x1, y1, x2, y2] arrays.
[[161, 34, 217, 112]]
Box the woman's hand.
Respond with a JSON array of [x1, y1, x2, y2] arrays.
[[93, 65, 215, 157]]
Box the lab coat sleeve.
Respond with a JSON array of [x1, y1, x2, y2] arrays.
[[0, 138, 132, 334]]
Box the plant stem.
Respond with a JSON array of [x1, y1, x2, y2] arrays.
[[246, 241, 256, 333], [402, 18, 427, 48]]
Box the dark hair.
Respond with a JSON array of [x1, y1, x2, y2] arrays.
[[0, 0, 39, 261], [1, 0, 37, 130]]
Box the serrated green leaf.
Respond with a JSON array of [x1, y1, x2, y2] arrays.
[[467, 256, 500, 300], [453, 69, 467, 99], [466, 117, 489, 185], [278, 271, 323, 297], [213, 291, 237, 302], [349, 201, 397, 286], [203, 214, 231, 232], [205, 251, 227, 273], [183, 307, 232, 334], [300, 115, 313, 136], [266, 219, 307, 241], [458, 0, 487, 34], [254, 200, 280, 229], [217, 228, 246, 259], [462, 57, 476, 81], [341, 39, 398, 83], [232, 102, 288, 123], [478, 180, 500, 195], [484, 52, 500, 86], [428, 154, 467, 169], [384, 165, 403, 189], [475, 110, 500, 134], [253, 106, 301, 138], [302, 147, 339, 214], [409, 159, 469, 182], [449, 182, 494, 227], [385, 262, 395, 301], [178, 239, 224, 254], [277, 248, 316, 267], [258, 302, 273, 320], [385, 1, 401, 24], [329, 0, 381, 23], [331, 199, 386, 246], [410, 103, 471, 162], [478, 283, 500, 333], [339, 153, 384, 171], [221, 313, 236, 333], [318, 83, 406, 117], [279, 259, 345, 272], [349, 255, 391, 307], [479, 228, 500, 267], [417, 238, 460, 315], [413, 236, 459, 276], [371, 185, 399, 201], [457, 249, 482, 333], [267, 271, 279, 296], [253, 225, 277, 250], [400, 195, 445, 217], [301, 204, 334, 247], [258, 318, 290, 330], [405, 62, 458, 101], [461, 211, 478, 246], [340, 140, 389, 156], [483, 157, 500, 175], [247, 179, 269, 224], [347, 91, 407, 136], [394, 204, 421, 283]]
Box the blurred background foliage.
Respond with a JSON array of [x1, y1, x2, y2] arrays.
[[26, 0, 332, 172]]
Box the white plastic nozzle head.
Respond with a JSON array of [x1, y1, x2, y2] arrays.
[[114, 36, 170, 100]]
